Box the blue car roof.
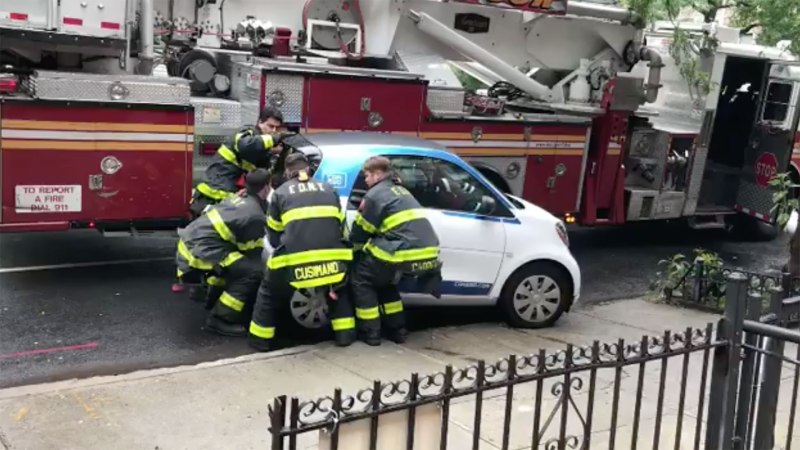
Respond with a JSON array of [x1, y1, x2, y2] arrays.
[[299, 131, 457, 160], [297, 132, 514, 211]]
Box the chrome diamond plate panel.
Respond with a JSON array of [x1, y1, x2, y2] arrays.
[[191, 98, 242, 130], [427, 88, 466, 115], [230, 63, 262, 127], [735, 181, 774, 217], [263, 74, 304, 124], [192, 135, 226, 184], [27, 71, 191, 105]]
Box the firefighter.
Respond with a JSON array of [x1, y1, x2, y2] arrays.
[[190, 106, 288, 219], [350, 156, 442, 346], [248, 153, 356, 351], [176, 169, 270, 336]]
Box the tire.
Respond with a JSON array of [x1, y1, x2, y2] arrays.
[[727, 214, 779, 242], [499, 262, 572, 329], [284, 289, 331, 336]]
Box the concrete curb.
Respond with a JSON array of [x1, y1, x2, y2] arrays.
[[0, 344, 318, 400]]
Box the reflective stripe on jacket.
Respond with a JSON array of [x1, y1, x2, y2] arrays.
[[266, 176, 352, 289], [196, 126, 275, 200], [177, 194, 267, 270], [350, 178, 440, 270]]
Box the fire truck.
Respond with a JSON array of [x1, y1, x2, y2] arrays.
[[0, 0, 797, 238]]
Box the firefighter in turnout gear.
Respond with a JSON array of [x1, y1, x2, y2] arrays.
[[248, 153, 356, 351], [189, 107, 286, 218], [350, 156, 442, 346], [176, 169, 270, 336]]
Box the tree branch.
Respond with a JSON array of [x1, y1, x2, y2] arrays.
[[741, 22, 761, 34]]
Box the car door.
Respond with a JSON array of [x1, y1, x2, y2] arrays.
[[345, 153, 510, 297]]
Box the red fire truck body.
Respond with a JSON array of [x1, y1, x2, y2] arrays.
[[0, 0, 797, 235]]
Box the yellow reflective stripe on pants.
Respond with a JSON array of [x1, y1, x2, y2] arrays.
[[363, 243, 439, 263], [219, 291, 244, 312], [281, 206, 343, 225], [219, 251, 244, 267], [356, 306, 380, 320], [268, 248, 353, 270], [206, 276, 226, 287], [354, 212, 378, 234], [207, 209, 236, 243], [249, 321, 275, 339], [267, 215, 284, 232], [379, 209, 426, 233], [331, 317, 356, 331], [196, 182, 232, 201], [289, 273, 345, 289], [178, 240, 213, 270], [382, 300, 404, 315]]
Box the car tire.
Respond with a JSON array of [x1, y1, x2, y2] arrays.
[[283, 289, 331, 337], [499, 262, 572, 329]]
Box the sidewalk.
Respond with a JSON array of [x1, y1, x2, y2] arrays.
[[0, 299, 720, 450]]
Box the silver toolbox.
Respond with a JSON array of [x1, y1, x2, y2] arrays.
[[26, 71, 191, 105]]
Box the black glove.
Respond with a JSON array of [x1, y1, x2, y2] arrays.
[[270, 131, 297, 146]]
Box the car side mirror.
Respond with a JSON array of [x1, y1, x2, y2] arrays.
[[478, 195, 497, 215]]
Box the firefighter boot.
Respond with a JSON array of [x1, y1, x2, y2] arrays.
[[189, 285, 207, 303], [247, 336, 273, 352], [359, 329, 381, 346], [204, 315, 247, 337], [386, 327, 409, 344]]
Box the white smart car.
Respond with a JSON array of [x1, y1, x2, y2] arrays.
[[266, 132, 581, 330]]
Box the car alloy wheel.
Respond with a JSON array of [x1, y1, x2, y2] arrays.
[[290, 290, 329, 329], [512, 275, 561, 323]]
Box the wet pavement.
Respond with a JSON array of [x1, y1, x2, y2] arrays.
[[0, 223, 789, 389]]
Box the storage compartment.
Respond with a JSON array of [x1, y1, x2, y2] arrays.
[[25, 71, 191, 105], [305, 77, 425, 132], [0, 0, 55, 30], [58, 0, 126, 39]]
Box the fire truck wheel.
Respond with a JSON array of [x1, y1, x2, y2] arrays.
[[500, 262, 571, 329], [727, 214, 779, 242]]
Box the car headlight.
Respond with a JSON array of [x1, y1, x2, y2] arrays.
[[555, 221, 569, 247]]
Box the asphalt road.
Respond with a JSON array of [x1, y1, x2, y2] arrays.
[[0, 223, 790, 389]]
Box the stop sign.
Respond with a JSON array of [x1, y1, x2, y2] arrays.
[[755, 152, 779, 187]]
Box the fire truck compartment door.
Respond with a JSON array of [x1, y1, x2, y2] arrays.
[[735, 67, 800, 222]]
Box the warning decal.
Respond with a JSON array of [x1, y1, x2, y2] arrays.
[[15, 185, 82, 213]]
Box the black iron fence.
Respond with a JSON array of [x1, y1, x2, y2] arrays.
[[664, 262, 799, 317], [268, 274, 800, 450]]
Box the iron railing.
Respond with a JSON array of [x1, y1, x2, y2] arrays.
[[268, 273, 800, 450], [705, 272, 800, 450], [269, 326, 723, 450], [664, 263, 799, 315]]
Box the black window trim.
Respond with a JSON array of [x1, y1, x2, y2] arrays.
[[345, 153, 515, 219]]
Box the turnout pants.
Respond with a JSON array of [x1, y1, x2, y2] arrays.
[[208, 256, 263, 325], [249, 268, 356, 346], [351, 254, 405, 334]]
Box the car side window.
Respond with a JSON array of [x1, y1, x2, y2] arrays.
[[347, 155, 507, 216]]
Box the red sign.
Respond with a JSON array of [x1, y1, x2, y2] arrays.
[[454, 0, 567, 15], [755, 152, 778, 187]]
